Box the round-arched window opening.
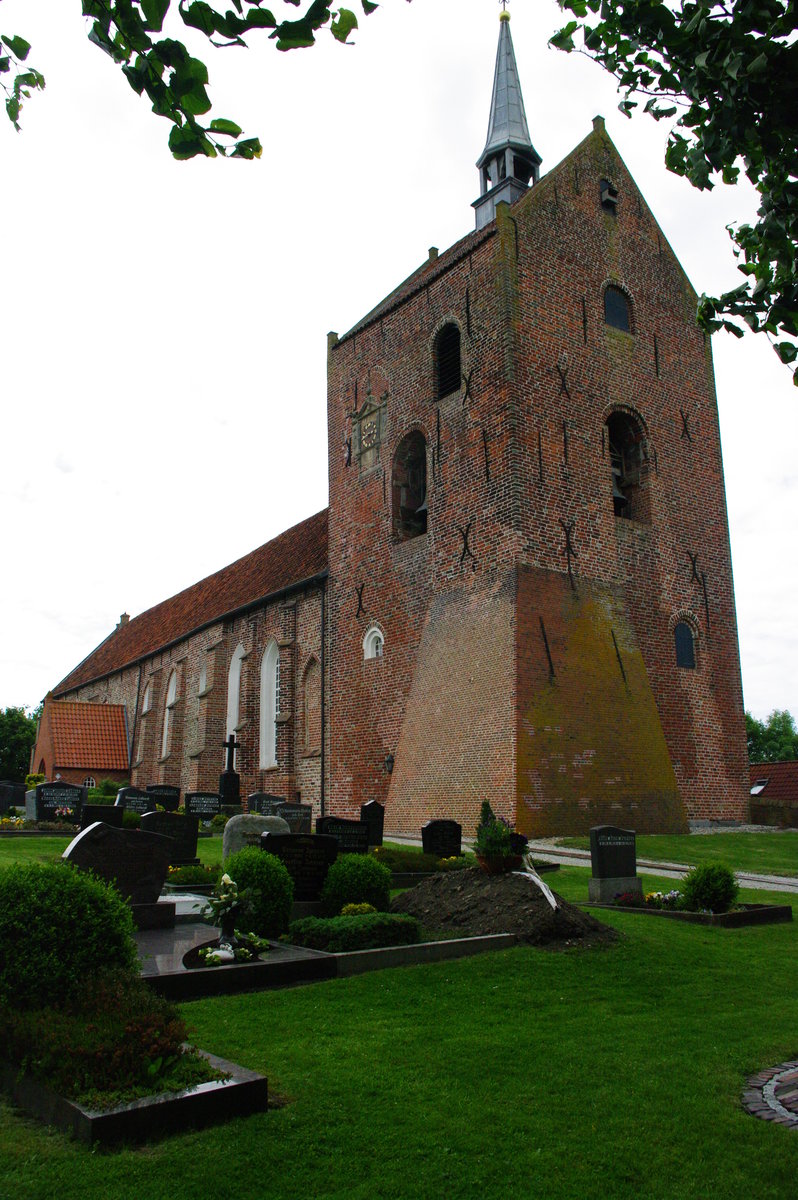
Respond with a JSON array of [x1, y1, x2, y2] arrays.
[[604, 285, 632, 333], [606, 411, 650, 523], [674, 622, 696, 670], [434, 323, 461, 400], [392, 431, 428, 540], [83, 776, 96, 789], [363, 627, 385, 660]]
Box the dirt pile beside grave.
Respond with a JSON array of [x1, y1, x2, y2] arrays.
[[390, 868, 617, 948]]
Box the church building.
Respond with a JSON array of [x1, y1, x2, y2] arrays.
[[40, 13, 750, 835]]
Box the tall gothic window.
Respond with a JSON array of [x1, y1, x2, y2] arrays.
[[604, 285, 632, 333], [392, 431, 428, 540], [161, 669, 177, 759], [606, 411, 650, 523], [303, 657, 321, 754], [674, 622, 696, 669], [434, 323, 461, 400], [259, 640, 280, 770], [226, 644, 245, 765]]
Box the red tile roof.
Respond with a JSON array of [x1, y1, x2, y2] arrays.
[[749, 762, 798, 804], [49, 701, 130, 770], [54, 509, 328, 695]]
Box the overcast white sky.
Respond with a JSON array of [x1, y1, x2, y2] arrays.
[[1, 0, 795, 721]]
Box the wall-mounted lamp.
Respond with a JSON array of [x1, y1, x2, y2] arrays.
[[384, 754, 394, 774]]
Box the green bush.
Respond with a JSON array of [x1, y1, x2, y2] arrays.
[[122, 809, 141, 829], [341, 902, 377, 915], [222, 847, 294, 937], [166, 863, 221, 886], [25, 773, 45, 789], [0, 862, 137, 1008], [287, 912, 421, 952], [211, 812, 230, 830], [372, 846, 440, 873], [680, 862, 739, 914], [320, 854, 392, 916], [474, 800, 513, 856]]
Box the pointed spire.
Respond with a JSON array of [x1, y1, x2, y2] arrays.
[[473, 9, 541, 230]]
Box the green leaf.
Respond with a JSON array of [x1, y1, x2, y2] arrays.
[[361, 1, 378, 13], [331, 8, 358, 43], [0, 57, 11, 75], [1, 35, 31, 60], [231, 136, 262, 159], [141, 0, 171, 31], [210, 117, 242, 136], [5, 95, 19, 127]]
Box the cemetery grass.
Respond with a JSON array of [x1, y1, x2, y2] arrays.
[[557, 831, 798, 877], [1, 869, 797, 1198]]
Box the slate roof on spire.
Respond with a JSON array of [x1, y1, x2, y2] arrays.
[[477, 14, 537, 168]]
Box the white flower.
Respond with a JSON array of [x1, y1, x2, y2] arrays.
[[220, 873, 233, 886]]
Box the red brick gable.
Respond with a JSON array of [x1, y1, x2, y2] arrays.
[[47, 701, 129, 770], [54, 509, 328, 694]]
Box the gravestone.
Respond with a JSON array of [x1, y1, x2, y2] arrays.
[[63, 822, 175, 928], [261, 833, 338, 902], [223, 813, 290, 859], [114, 787, 153, 815], [219, 733, 241, 806], [588, 825, 643, 903], [315, 816, 370, 855], [140, 810, 199, 865], [185, 792, 222, 820], [360, 800, 385, 847], [247, 793, 284, 816], [80, 803, 124, 831], [421, 819, 462, 858], [276, 803, 313, 834], [31, 781, 84, 822], [145, 784, 181, 812], [0, 780, 26, 815]]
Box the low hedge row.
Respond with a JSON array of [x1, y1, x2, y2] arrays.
[[287, 912, 422, 952]]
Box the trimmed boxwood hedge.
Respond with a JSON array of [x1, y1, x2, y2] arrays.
[[222, 847, 294, 937], [320, 854, 392, 915], [287, 912, 421, 952]]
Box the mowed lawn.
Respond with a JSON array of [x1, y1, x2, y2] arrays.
[[0, 837, 797, 1198], [557, 831, 798, 877]]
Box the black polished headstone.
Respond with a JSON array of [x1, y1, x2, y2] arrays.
[[589, 826, 637, 879], [0, 781, 25, 815], [146, 784, 181, 812], [63, 822, 173, 905], [360, 800, 385, 847], [261, 832, 338, 901], [247, 793, 284, 816], [315, 816, 370, 855], [34, 782, 84, 821], [80, 803, 124, 831], [140, 810, 199, 865], [422, 819, 462, 858], [114, 787, 152, 815], [276, 803, 313, 834], [185, 792, 222, 819]]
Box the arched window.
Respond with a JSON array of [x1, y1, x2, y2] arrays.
[[434, 323, 461, 400], [392, 431, 428, 540], [363, 627, 385, 660], [259, 640, 280, 770], [606, 411, 650, 523], [226, 643, 245, 757], [303, 657, 321, 753], [83, 776, 96, 789], [604, 285, 632, 333], [161, 669, 177, 759], [197, 659, 207, 695], [674, 622, 696, 670], [141, 682, 152, 714]]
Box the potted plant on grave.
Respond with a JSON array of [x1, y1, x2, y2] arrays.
[[473, 802, 526, 874]]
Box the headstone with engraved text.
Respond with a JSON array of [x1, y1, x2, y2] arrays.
[[276, 803, 313, 834], [315, 816, 370, 855], [140, 810, 199, 865], [32, 782, 84, 822], [146, 784, 181, 812], [588, 825, 642, 903], [261, 832, 338, 901], [114, 787, 153, 815], [185, 792, 222, 819], [247, 793, 284, 816]]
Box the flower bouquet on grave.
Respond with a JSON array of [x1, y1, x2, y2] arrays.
[[473, 802, 524, 874], [200, 874, 270, 966]]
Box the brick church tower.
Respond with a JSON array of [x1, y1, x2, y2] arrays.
[[325, 10, 749, 836]]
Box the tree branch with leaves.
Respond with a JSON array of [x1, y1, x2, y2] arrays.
[[552, 0, 798, 382], [2, 0, 385, 160]]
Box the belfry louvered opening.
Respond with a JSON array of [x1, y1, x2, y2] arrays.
[[435, 323, 461, 400]]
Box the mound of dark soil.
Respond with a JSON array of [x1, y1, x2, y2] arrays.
[[391, 868, 617, 949]]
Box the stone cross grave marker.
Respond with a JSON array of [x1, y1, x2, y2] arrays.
[[422, 819, 462, 858], [360, 800, 385, 847], [185, 792, 222, 819], [588, 825, 643, 903], [315, 816, 370, 855], [114, 787, 153, 815], [261, 832, 338, 902], [219, 733, 241, 806], [140, 810, 200, 865], [146, 784, 181, 812]]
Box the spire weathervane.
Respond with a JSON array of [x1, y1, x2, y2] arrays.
[[472, 3, 541, 229]]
